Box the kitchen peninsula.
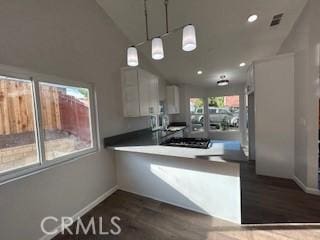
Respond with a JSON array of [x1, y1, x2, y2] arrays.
[[104, 128, 241, 224]]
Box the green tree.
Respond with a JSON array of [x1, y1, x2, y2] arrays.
[[78, 88, 89, 99], [208, 97, 224, 107], [194, 98, 204, 108]]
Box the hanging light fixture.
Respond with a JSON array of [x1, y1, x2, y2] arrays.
[[127, 47, 139, 66], [152, 38, 164, 60], [217, 75, 229, 86], [126, 0, 197, 66], [217, 79, 229, 86], [182, 24, 197, 52]]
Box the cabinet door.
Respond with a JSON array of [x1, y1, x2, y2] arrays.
[[139, 70, 160, 116], [138, 69, 151, 116], [121, 68, 140, 117], [167, 86, 180, 114], [173, 86, 180, 113], [149, 76, 160, 115], [254, 54, 294, 179]]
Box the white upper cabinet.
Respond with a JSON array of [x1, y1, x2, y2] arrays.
[[166, 85, 180, 114], [121, 68, 140, 117], [138, 69, 151, 116], [147, 72, 160, 115], [121, 67, 160, 117]]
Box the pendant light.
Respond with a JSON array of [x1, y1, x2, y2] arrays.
[[152, 38, 164, 60], [126, 0, 197, 66], [182, 24, 197, 52], [127, 47, 139, 66]]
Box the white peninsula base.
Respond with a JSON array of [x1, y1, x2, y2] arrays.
[[115, 150, 241, 224]]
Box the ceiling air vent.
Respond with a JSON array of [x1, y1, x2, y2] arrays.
[[270, 13, 284, 27]]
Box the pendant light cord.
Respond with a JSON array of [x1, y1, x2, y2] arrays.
[[132, 0, 191, 47], [164, 0, 169, 33], [144, 0, 150, 40]]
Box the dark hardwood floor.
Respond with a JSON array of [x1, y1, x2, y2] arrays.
[[53, 157, 320, 239], [241, 161, 320, 224]]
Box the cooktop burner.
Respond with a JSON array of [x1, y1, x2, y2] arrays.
[[161, 137, 211, 149]]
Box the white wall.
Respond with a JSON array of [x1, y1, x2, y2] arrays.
[[254, 54, 295, 179], [172, 83, 246, 142], [278, 0, 320, 189], [0, 1, 166, 239]]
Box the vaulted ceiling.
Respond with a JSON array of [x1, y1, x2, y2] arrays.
[[97, 0, 307, 86]]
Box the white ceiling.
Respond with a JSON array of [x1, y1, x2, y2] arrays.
[[97, 0, 307, 86]]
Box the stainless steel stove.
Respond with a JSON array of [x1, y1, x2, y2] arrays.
[[161, 137, 211, 149]]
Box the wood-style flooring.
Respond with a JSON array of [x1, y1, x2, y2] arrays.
[[241, 161, 320, 224], [54, 162, 320, 240], [54, 154, 320, 239]]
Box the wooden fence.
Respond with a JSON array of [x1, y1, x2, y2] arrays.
[[0, 79, 90, 142], [58, 93, 91, 142], [0, 79, 35, 135], [40, 84, 61, 131]]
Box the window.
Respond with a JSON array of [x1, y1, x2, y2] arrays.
[[39, 82, 93, 160], [0, 76, 39, 174], [0, 72, 96, 182], [190, 98, 204, 132], [208, 95, 240, 131]]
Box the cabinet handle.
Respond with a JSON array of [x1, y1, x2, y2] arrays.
[[149, 107, 154, 114]]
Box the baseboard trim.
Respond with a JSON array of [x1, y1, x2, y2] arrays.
[[39, 185, 118, 240], [293, 176, 320, 196]]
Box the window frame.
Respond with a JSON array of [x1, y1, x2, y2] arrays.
[[0, 65, 98, 185]]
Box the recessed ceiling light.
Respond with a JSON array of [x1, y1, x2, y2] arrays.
[[239, 62, 246, 67], [197, 70, 203, 75], [248, 14, 258, 23]]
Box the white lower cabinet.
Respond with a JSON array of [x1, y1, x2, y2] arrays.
[[121, 67, 160, 117]]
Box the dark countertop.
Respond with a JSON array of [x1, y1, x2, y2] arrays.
[[104, 127, 246, 163], [104, 127, 187, 148]]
